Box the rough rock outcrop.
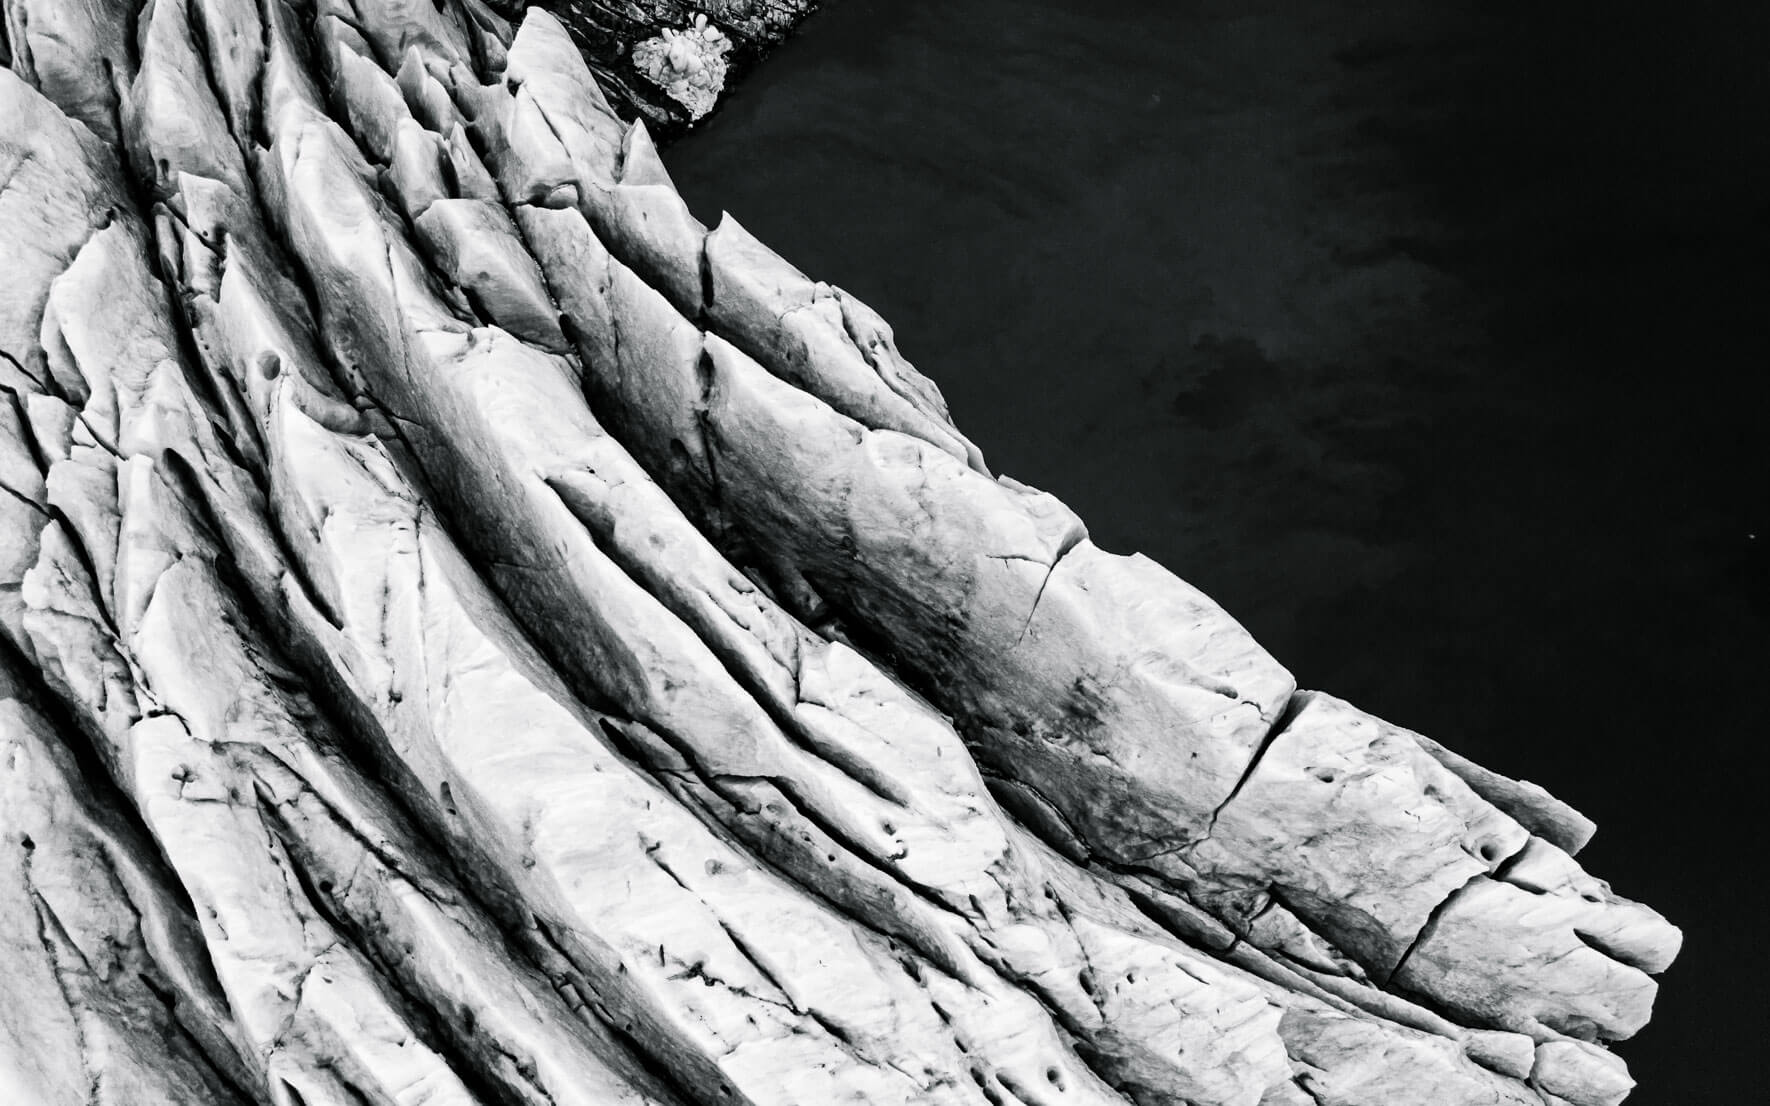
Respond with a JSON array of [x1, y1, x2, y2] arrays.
[[0, 4, 1675, 1106], [535, 0, 819, 127]]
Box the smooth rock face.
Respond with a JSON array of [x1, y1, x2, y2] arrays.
[[0, 5, 1677, 1106]]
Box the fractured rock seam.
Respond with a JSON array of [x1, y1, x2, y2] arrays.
[[0, 4, 1677, 1106], [425, 18, 1671, 1075], [117, 15, 1161, 1097]]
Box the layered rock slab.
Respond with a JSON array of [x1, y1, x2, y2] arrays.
[[0, 5, 1681, 1106]]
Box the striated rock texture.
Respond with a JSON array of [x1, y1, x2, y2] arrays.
[[0, 4, 1676, 1106]]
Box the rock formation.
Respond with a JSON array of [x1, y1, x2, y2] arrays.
[[534, 1, 817, 127], [0, 3, 1676, 1105], [630, 13, 735, 121]]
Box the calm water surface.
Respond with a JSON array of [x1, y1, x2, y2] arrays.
[[662, 1, 1768, 1097]]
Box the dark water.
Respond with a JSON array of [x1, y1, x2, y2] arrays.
[[662, 1, 1768, 1098]]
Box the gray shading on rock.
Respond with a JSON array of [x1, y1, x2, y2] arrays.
[[0, 4, 1675, 1106]]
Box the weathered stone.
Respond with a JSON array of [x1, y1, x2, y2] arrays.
[[704, 213, 988, 469], [257, 82, 1281, 1104], [0, 0, 132, 146], [0, 660, 256, 1106], [1411, 732, 1597, 854], [0, 6, 1679, 1105], [415, 197, 572, 349], [1189, 691, 1530, 975], [1391, 869, 1673, 1043], [1531, 1040, 1635, 1106], [632, 15, 733, 121], [535, 0, 822, 130]]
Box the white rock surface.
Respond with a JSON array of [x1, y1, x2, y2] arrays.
[[0, 6, 1679, 1106], [632, 16, 733, 121]]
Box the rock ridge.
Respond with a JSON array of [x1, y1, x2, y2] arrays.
[[0, 4, 1675, 1106]]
